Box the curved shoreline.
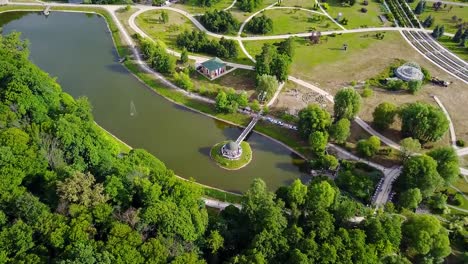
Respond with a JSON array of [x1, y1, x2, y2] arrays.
[[210, 141, 253, 171], [0, 8, 308, 193]]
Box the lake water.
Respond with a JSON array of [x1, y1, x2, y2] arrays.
[[0, 11, 309, 192]]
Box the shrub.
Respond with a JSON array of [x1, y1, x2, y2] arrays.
[[173, 72, 194, 91], [408, 80, 423, 94], [456, 139, 465, 147], [361, 87, 373, 97]]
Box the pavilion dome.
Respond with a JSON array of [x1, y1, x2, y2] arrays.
[[226, 141, 239, 151], [394, 62, 424, 82]]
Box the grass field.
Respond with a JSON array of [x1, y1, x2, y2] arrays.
[[325, 0, 388, 29], [135, 9, 197, 50], [244, 30, 468, 144], [245, 8, 339, 35], [437, 35, 468, 61], [135, 9, 253, 65], [230, 0, 278, 22], [172, 0, 235, 15], [243, 32, 402, 74], [280, 0, 317, 9], [411, 3, 467, 34]]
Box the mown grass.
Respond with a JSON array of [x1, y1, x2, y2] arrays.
[[325, 0, 387, 29], [410, 2, 468, 34], [172, 0, 235, 15], [246, 8, 339, 36], [243, 31, 402, 77]]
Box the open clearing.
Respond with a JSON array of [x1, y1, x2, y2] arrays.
[[246, 8, 339, 35], [244, 31, 468, 143], [172, 0, 234, 14], [230, 0, 278, 22], [135, 9, 197, 50], [325, 0, 388, 29]]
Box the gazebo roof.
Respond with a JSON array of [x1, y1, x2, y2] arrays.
[[226, 141, 239, 151], [201, 57, 226, 71]]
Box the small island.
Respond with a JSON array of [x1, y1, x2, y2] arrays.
[[210, 141, 252, 170]]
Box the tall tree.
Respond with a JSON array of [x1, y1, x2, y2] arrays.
[[414, 0, 425, 14], [398, 155, 443, 197], [399, 102, 448, 143], [256, 74, 278, 101], [427, 147, 460, 184], [329, 118, 350, 144], [298, 104, 332, 139], [399, 137, 421, 161], [333, 88, 362, 120], [309, 131, 328, 154], [398, 188, 422, 210], [401, 214, 451, 260], [372, 102, 397, 130]]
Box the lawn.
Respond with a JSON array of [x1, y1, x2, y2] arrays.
[[325, 0, 388, 29], [437, 35, 468, 61], [135, 9, 253, 65], [230, 0, 279, 22], [243, 31, 403, 73], [280, 0, 317, 9], [172, 0, 235, 15], [245, 8, 340, 36], [135, 9, 197, 51], [410, 3, 468, 34]]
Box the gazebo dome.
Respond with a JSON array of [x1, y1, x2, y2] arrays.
[[394, 62, 424, 82], [221, 141, 242, 160], [226, 141, 239, 151]]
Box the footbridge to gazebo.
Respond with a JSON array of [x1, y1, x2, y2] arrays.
[[235, 115, 260, 144]]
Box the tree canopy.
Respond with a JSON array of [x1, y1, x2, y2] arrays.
[[333, 88, 362, 120], [399, 102, 448, 143]]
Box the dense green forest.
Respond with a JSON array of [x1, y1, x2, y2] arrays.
[[0, 32, 457, 263]]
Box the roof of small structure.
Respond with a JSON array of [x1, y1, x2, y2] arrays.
[[201, 57, 226, 71], [226, 141, 239, 151], [394, 62, 424, 82]]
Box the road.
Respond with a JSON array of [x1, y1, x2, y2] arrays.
[[373, 167, 402, 206]]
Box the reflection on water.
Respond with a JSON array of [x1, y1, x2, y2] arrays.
[[130, 100, 137, 117]]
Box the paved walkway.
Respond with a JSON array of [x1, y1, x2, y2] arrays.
[[457, 147, 468, 156], [202, 197, 241, 210], [266, 81, 285, 107], [433, 95, 457, 147]]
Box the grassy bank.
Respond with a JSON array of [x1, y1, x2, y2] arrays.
[[210, 141, 253, 170]]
